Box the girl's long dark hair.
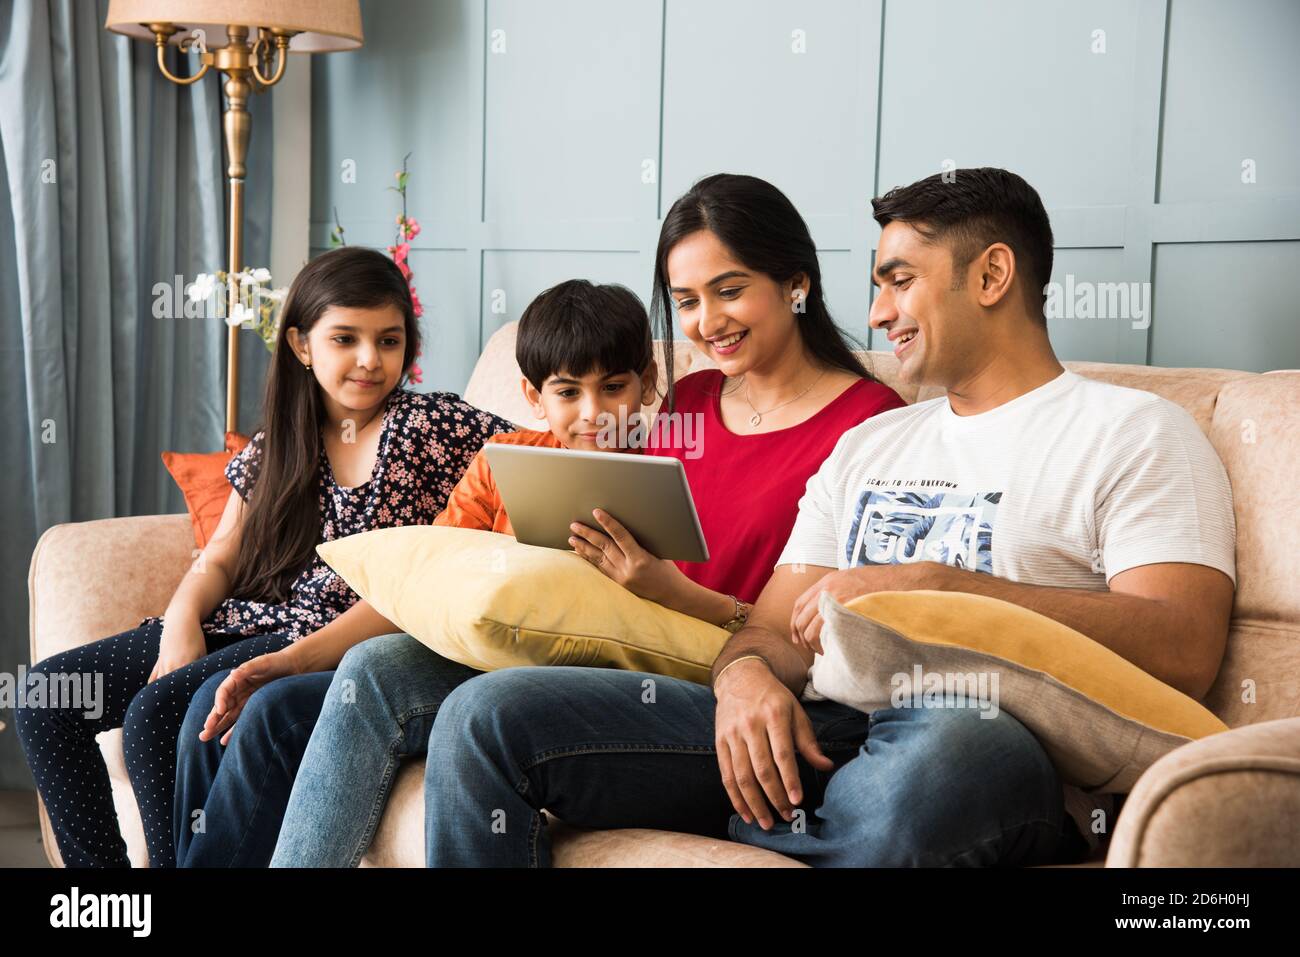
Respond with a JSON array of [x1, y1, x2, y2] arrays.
[[227, 247, 422, 604], [650, 173, 876, 412]]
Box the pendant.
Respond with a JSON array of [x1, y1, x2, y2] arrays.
[[749, 412, 762, 427]]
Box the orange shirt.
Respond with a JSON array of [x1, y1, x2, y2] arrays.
[[433, 429, 564, 536]]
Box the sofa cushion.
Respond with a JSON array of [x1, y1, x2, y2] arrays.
[[160, 432, 252, 548], [317, 525, 729, 683], [814, 590, 1228, 792], [358, 759, 808, 868]]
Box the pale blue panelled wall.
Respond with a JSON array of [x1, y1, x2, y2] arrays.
[[310, 0, 1300, 393]]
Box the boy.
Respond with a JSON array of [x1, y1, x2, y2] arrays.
[[434, 279, 658, 535]]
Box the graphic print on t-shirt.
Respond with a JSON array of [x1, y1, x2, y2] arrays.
[[845, 489, 1002, 573]]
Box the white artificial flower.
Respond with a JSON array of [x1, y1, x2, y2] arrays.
[[227, 302, 254, 327], [188, 273, 216, 302], [250, 267, 272, 284]]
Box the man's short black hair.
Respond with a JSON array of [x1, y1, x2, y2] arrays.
[[871, 167, 1054, 322], [516, 279, 653, 390]]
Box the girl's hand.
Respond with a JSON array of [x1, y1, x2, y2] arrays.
[[569, 508, 684, 605], [149, 619, 207, 683], [199, 650, 298, 746]]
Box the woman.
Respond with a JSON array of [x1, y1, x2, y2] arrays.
[[15, 247, 515, 867], [187, 173, 905, 867]]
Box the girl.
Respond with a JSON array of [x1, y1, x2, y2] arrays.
[[15, 246, 515, 867]]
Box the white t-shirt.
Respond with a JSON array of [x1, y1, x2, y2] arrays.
[[776, 369, 1236, 848]]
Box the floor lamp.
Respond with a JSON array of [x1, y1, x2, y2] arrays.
[[105, 0, 363, 435]]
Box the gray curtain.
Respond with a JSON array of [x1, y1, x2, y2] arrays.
[[0, 0, 273, 787]]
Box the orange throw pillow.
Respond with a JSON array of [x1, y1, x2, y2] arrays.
[[162, 432, 251, 548]]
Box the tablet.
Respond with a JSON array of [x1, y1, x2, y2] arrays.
[[482, 444, 710, 563]]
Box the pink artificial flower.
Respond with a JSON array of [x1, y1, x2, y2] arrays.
[[396, 260, 412, 280], [387, 242, 410, 264], [405, 217, 421, 240], [407, 364, 423, 385]]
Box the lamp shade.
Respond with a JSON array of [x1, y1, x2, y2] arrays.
[[105, 0, 363, 52]]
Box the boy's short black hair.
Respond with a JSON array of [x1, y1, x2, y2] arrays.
[[516, 280, 654, 390], [871, 167, 1054, 323]]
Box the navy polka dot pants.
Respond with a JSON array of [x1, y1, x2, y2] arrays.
[[15, 620, 293, 868]]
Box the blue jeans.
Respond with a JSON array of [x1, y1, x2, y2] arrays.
[[425, 667, 1085, 867], [174, 669, 334, 867], [270, 633, 483, 867]]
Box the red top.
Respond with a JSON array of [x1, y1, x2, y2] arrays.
[[648, 370, 906, 604]]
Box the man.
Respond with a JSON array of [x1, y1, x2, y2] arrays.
[[423, 168, 1236, 867]]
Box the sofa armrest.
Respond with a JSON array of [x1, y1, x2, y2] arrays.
[[29, 513, 196, 666], [1106, 716, 1300, 867], [29, 513, 196, 868]]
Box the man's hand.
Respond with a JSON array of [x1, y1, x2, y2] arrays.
[[791, 562, 936, 654], [713, 657, 834, 830]]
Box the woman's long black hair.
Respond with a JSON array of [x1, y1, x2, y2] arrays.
[[650, 173, 876, 412], [227, 247, 422, 604]]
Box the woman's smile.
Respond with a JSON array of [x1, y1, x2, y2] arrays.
[[709, 329, 748, 356]]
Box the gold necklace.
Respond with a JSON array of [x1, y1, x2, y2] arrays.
[[744, 369, 826, 427], [720, 375, 746, 397]]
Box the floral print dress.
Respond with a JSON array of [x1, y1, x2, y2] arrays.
[[140, 388, 517, 641]]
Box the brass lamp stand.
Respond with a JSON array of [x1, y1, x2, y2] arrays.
[[153, 23, 291, 435]]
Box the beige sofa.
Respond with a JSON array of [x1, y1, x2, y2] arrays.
[[28, 322, 1300, 867]]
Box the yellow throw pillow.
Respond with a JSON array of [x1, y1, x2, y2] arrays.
[[812, 590, 1228, 792], [317, 525, 729, 684]]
